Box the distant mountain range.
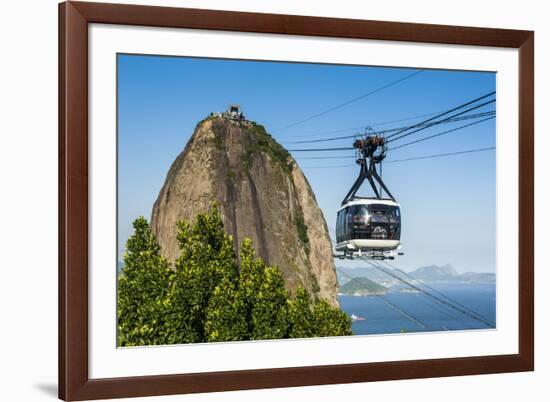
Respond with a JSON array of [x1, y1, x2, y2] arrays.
[[411, 264, 457, 281], [336, 263, 495, 286], [409, 264, 495, 283], [451, 271, 496, 283]]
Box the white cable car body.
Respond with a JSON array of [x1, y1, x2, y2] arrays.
[[335, 198, 401, 259]]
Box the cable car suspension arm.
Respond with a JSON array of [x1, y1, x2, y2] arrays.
[[341, 131, 394, 205]]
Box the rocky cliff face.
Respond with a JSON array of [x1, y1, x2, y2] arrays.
[[151, 116, 338, 305]]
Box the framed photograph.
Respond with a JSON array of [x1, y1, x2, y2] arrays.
[[59, 1, 534, 400]]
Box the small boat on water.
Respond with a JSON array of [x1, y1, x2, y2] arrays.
[[350, 313, 366, 321]]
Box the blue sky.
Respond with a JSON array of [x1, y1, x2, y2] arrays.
[[118, 54, 496, 273]]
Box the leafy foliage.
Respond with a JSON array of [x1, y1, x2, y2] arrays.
[[312, 300, 353, 337], [243, 122, 293, 173], [205, 278, 248, 342], [117, 217, 173, 346], [168, 207, 238, 344], [294, 213, 311, 255], [287, 287, 315, 338], [117, 206, 352, 346], [250, 265, 290, 340]]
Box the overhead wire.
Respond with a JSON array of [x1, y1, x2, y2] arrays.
[[277, 92, 496, 143], [283, 111, 495, 145], [287, 113, 494, 152], [296, 155, 356, 160], [381, 260, 493, 328], [337, 267, 469, 331], [301, 164, 355, 169], [362, 259, 495, 328], [336, 267, 429, 330], [386, 98, 496, 144], [289, 146, 354, 152], [385, 90, 495, 140], [287, 115, 495, 153], [388, 116, 495, 152], [376, 263, 475, 330], [273, 69, 425, 132], [297, 146, 495, 169], [275, 109, 453, 140], [378, 111, 494, 135], [294, 117, 495, 159], [384, 146, 495, 164], [339, 267, 474, 331]]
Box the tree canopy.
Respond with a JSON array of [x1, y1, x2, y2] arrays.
[[118, 206, 351, 346]]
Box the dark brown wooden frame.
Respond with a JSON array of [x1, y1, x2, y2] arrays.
[[59, 1, 534, 400]]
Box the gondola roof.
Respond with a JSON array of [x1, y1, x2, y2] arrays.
[[338, 197, 400, 211]]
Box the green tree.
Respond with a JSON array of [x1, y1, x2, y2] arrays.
[[117, 217, 173, 346], [250, 266, 289, 339], [117, 206, 352, 346], [204, 278, 248, 342], [237, 238, 289, 339], [312, 300, 353, 337], [168, 205, 239, 344], [287, 287, 315, 338], [238, 238, 266, 335]]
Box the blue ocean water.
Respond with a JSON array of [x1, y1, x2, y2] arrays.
[[339, 283, 496, 335]]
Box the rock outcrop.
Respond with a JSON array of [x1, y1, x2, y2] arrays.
[[151, 115, 338, 305]]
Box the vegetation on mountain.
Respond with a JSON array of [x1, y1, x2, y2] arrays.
[[245, 121, 292, 173]]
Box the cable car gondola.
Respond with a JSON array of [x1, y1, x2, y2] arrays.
[[336, 197, 401, 257], [335, 130, 402, 260]]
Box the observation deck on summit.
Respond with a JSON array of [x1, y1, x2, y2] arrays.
[[210, 104, 248, 123]]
